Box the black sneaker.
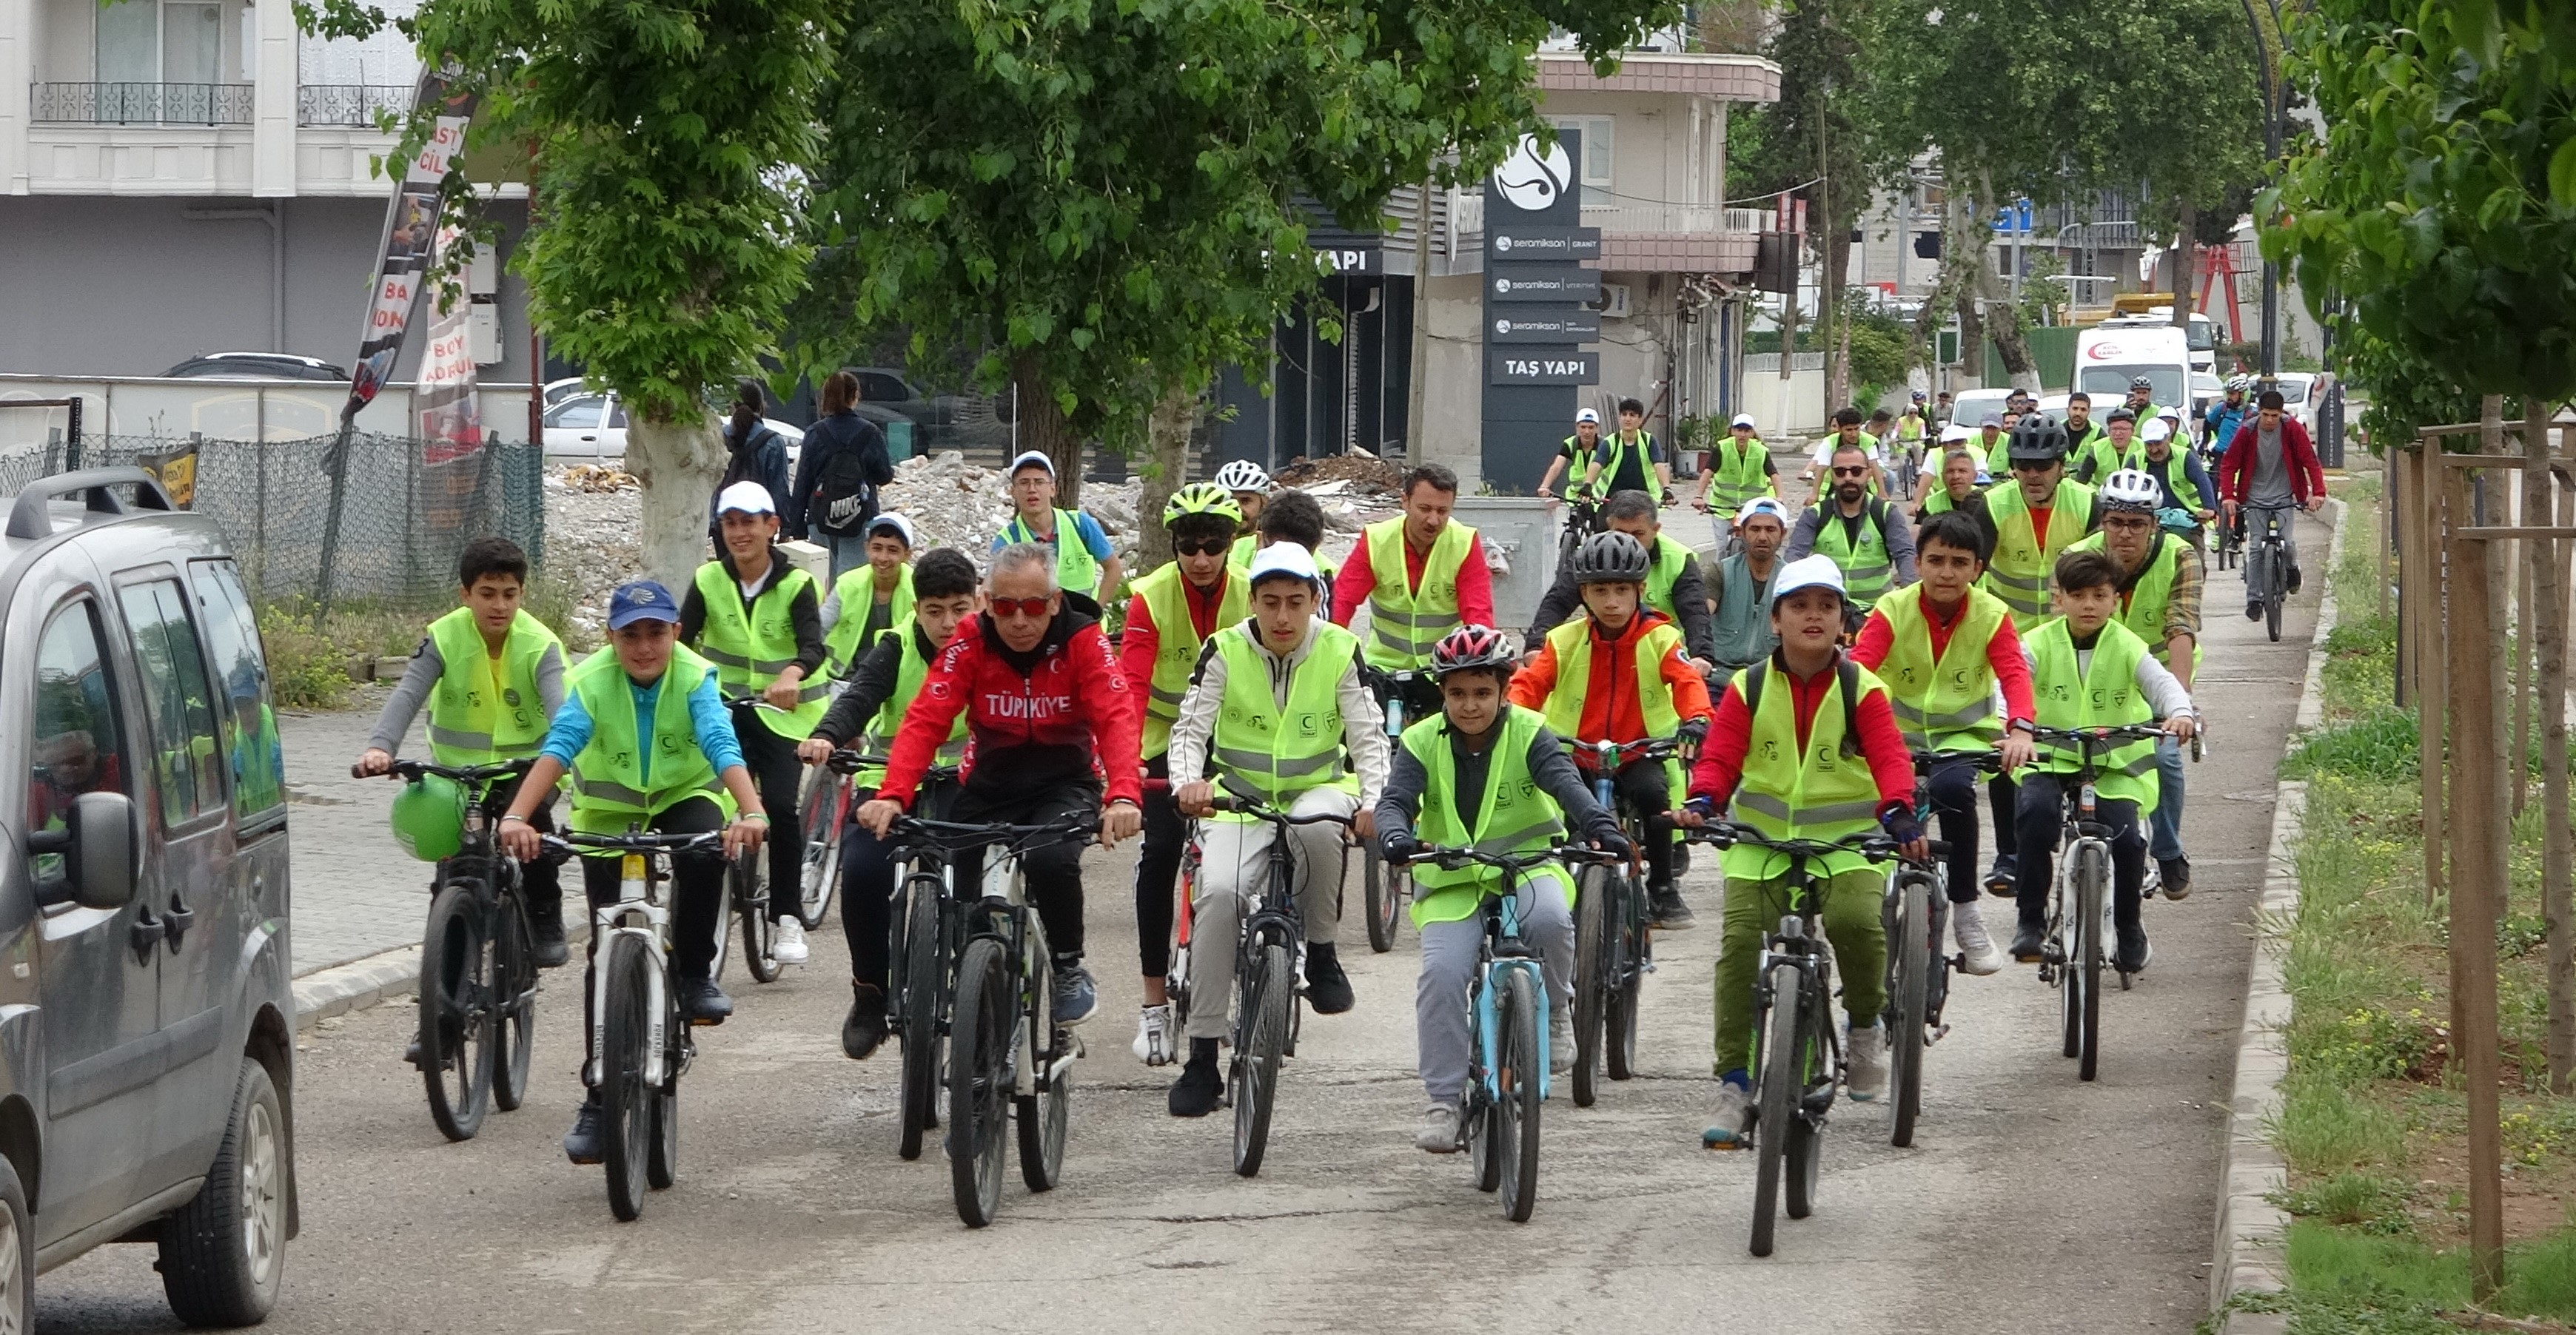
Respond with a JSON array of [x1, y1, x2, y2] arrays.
[[2116, 925, 2153, 974], [2158, 856, 2193, 901], [525, 895, 571, 969], [1984, 856, 2019, 899], [2008, 923, 2047, 963], [842, 983, 888, 1060], [2246, 601, 2263, 622], [1648, 884, 1697, 930], [563, 1097, 605, 1165], [1673, 843, 1691, 878], [2287, 566, 2304, 594], [1304, 943, 1355, 1015], [1167, 1039, 1224, 1117], [677, 977, 733, 1025], [403, 1037, 423, 1067]]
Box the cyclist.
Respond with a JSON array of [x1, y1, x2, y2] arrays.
[[1120, 483, 1252, 1066], [1916, 444, 1993, 526], [1974, 415, 2101, 638], [1331, 464, 1493, 720], [1254, 488, 1338, 605], [996, 449, 1124, 613], [2120, 374, 2161, 428], [2217, 388, 2327, 618], [2204, 377, 2251, 465], [853, 543, 1146, 1026], [1215, 460, 1272, 569], [1850, 511, 2037, 976], [1580, 397, 1671, 505], [1162, 543, 1385, 1116], [1969, 412, 2011, 477], [495, 580, 771, 1163], [1373, 625, 1629, 1154], [1799, 407, 1884, 508], [795, 548, 981, 1059], [1784, 442, 1918, 624], [2006, 549, 2198, 972], [1708, 498, 1788, 676], [1537, 408, 1603, 504], [2061, 392, 2107, 472], [356, 536, 571, 966], [2073, 408, 2143, 485], [682, 481, 829, 966], [2133, 419, 2220, 554], [1526, 488, 1716, 670], [2070, 469, 2207, 899], [1674, 556, 1925, 1144], [819, 513, 917, 680], [1509, 531, 1714, 929], [1694, 412, 1779, 551]]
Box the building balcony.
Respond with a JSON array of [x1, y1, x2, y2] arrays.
[[296, 84, 412, 128], [31, 81, 255, 126]]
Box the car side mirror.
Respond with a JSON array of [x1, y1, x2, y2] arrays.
[[43, 792, 138, 912]]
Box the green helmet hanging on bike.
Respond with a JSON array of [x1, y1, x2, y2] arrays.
[[389, 773, 467, 862]]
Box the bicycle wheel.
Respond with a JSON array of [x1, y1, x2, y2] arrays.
[[490, 889, 535, 1114], [1362, 844, 1403, 953], [1232, 942, 1292, 1177], [1784, 979, 1828, 1221], [2074, 843, 2107, 1082], [600, 935, 654, 1222], [1015, 1045, 1070, 1194], [796, 767, 842, 929], [947, 938, 1012, 1227], [418, 883, 494, 1143], [1570, 865, 1609, 1108], [2264, 544, 2286, 642], [646, 981, 680, 1191], [1748, 960, 1803, 1257], [897, 875, 944, 1162], [736, 849, 782, 984], [1496, 966, 1543, 1223], [1606, 874, 1643, 1080], [1468, 983, 1501, 1194], [1887, 873, 1931, 1149]]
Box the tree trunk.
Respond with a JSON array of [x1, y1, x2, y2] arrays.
[[1821, 206, 1848, 412], [2170, 213, 2198, 336], [1135, 383, 1196, 575], [1012, 349, 1084, 509], [625, 411, 725, 590], [2528, 405, 2574, 1094], [1971, 172, 2038, 391]]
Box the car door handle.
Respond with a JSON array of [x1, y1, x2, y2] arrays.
[[162, 897, 195, 955], [130, 909, 164, 967]]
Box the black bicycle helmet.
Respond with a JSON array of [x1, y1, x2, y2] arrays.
[[1569, 531, 1651, 584], [2005, 413, 2069, 463]]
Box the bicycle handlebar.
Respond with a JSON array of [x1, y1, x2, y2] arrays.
[[360, 756, 533, 784], [1910, 749, 2004, 776], [1681, 820, 1900, 863], [1395, 842, 1625, 873], [543, 830, 725, 855], [887, 812, 1098, 852], [2024, 724, 2170, 748], [1566, 736, 1683, 764], [1205, 795, 1355, 828]]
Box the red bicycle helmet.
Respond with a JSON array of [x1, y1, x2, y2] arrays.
[[1430, 624, 1518, 676]]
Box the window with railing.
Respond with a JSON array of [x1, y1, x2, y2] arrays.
[[297, 84, 412, 127], [31, 81, 255, 124]]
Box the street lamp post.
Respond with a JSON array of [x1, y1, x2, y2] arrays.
[[2241, 0, 2285, 389]]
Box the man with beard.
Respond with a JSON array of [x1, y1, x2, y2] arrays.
[[1785, 442, 1918, 627]]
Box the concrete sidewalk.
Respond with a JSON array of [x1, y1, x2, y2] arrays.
[[278, 693, 436, 980]]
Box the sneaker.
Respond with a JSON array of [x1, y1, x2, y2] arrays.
[[1132, 1003, 1175, 1066], [1415, 1103, 1465, 1154], [677, 977, 733, 1025], [2159, 856, 2193, 900], [2008, 923, 2046, 964], [1674, 843, 1692, 878], [1702, 1074, 1754, 1149], [403, 1037, 423, 1067], [563, 1097, 605, 1165], [1951, 900, 2005, 976], [1550, 1010, 1574, 1076], [1983, 856, 2018, 899], [525, 896, 571, 969], [773, 918, 809, 965], [842, 983, 888, 1060], [1167, 1039, 1224, 1117], [2246, 600, 2263, 622], [2287, 566, 2304, 594], [1845, 1023, 1888, 1102], [1051, 964, 1099, 1027], [1648, 883, 1697, 930], [2116, 925, 2153, 975], [1304, 943, 1355, 1015]]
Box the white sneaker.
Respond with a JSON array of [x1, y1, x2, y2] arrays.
[[1549, 1012, 1574, 1075], [1951, 901, 2005, 977], [1703, 1080, 1754, 1148], [1132, 1003, 1174, 1066], [1845, 1023, 1888, 1102], [773, 918, 809, 964], [1415, 1103, 1464, 1154]]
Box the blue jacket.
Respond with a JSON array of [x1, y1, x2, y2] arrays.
[[2204, 401, 2248, 457], [711, 420, 792, 526]]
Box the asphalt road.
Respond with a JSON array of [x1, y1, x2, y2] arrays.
[[37, 514, 2327, 1334]]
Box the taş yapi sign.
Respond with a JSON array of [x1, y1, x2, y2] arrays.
[[1480, 129, 1598, 491]]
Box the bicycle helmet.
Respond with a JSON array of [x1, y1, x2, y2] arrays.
[[2099, 468, 2163, 513], [2226, 374, 2251, 393], [1569, 531, 1651, 584], [1212, 460, 1271, 494], [389, 773, 467, 862], [2005, 414, 2068, 463], [1429, 625, 1518, 677], [1163, 482, 1243, 526], [2129, 374, 2154, 391]]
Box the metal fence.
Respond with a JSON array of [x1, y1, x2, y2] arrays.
[[30, 82, 257, 125], [0, 433, 544, 611]]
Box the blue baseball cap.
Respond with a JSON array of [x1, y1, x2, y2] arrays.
[[608, 580, 682, 630]]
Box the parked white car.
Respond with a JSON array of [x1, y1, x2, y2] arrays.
[[2273, 372, 2319, 431], [541, 391, 804, 465]]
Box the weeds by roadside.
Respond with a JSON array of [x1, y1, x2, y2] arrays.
[[256, 561, 591, 710]]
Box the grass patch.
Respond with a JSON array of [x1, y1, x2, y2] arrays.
[[2276, 1074, 2409, 1177], [255, 599, 355, 710], [2284, 707, 2419, 781]]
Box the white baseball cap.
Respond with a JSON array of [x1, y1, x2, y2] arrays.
[[1735, 496, 1790, 527], [1574, 408, 1601, 425], [1245, 541, 1321, 586], [2142, 420, 2173, 443], [1939, 423, 1973, 444], [1730, 412, 1757, 428], [1007, 449, 1056, 478], [865, 512, 916, 547], [1768, 554, 1848, 608], [715, 481, 776, 517]]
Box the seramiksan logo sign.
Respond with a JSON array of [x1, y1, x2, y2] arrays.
[[1492, 134, 1573, 213]]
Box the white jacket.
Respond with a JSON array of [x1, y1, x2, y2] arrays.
[[1167, 617, 1389, 807]]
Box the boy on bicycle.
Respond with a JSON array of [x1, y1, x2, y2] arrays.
[[2006, 549, 2198, 974], [1161, 543, 1386, 1117], [1849, 511, 2037, 977], [1675, 556, 1924, 1146], [356, 537, 571, 966], [682, 481, 829, 966], [819, 513, 918, 679], [1508, 531, 1713, 929], [1375, 626, 1629, 1154], [496, 581, 771, 1164], [796, 548, 980, 1060]]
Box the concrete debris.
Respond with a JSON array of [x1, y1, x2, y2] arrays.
[[1273, 451, 1404, 497], [555, 463, 638, 494], [544, 467, 646, 647]]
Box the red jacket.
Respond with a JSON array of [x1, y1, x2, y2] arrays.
[[2218, 416, 2327, 505], [876, 608, 1143, 807], [1506, 608, 1714, 745]]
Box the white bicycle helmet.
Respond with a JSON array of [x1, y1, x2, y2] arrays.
[[2099, 468, 2163, 513], [1214, 460, 1272, 494]]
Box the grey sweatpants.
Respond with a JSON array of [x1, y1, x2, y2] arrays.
[[1184, 787, 1355, 1041], [1415, 872, 1575, 1106]]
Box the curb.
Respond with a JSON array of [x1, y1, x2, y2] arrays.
[[292, 944, 422, 1032], [2207, 496, 2347, 1333]]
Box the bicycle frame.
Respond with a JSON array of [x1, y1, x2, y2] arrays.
[[1401, 846, 1572, 1103], [902, 816, 1094, 1101], [552, 831, 717, 1094]]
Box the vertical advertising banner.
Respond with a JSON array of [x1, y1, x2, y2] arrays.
[[1481, 130, 1602, 493], [417, 224, 483, 463], [341, 67, 477, 424]]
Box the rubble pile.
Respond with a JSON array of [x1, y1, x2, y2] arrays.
[[543, 467, 645, 644], [1273, 448, 1404, 497], [559, 463, 639, 494], [876, 451, 1142, 566]]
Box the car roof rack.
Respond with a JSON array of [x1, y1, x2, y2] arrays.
[[5, 468, 176, 542]]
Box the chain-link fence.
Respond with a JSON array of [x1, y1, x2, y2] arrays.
[[0, 431, 544, 611]]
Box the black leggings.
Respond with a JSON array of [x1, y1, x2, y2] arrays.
[[946, 777, 1100, 968], [2011, 773, 2144, 932], [1609, 760, 1677, 890], [1925, 759, 2019, 904], [1133, 754, 1185, 979], [576, 796, 728, 1043], [734, 718, 805, 921]]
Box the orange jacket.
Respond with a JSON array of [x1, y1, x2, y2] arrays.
[[1508, 608, 1714, 745]]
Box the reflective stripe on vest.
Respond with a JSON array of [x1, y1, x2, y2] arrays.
[[1708, 437, 1771, 511], [860, 622, 968, 787], [1400, 705, 1569, 924], [1538, 617, 1683, 740], [822, 562, 913, 679], [1207, 623, 1357, 801], [1806, 502, 1895, 606], [1361, 517, 1475, 670], [1133, 562, 1250, 758], [1002, 508, 1099, 593], [1725, 656, 1891, 879], [691, 560, 828, 737], [424, 606, 561, 765], [563, 645, 733, 831], [1869, 582, 2008, 752], [1982, 480, 2095, 627], [2025, 617, 2160, 806]]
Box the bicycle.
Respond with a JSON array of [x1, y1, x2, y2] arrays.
[[834, 753, 965, 1162], [1562, 736, 1679, 1109], [793, 754, 848, 932], [715, 694, 793, 983], [1889, 750, 2000, 1148], [1552, 495, 1605, 574], [371, 757, 549, 1143], [2216, 505, 2244, 571], [2241, 501, 2295, 642], [1358, 667, 1432, 953], [540, 827, 729, 1221], [1682, 821, 1897, 1257], [2025, 723, 2169, 1082]]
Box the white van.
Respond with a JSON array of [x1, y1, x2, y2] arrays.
[[2074, 323, 2193, 420], [2097, 310, 2217, 373]]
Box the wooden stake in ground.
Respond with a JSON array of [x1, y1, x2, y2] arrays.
[[2445, 507, 2509, 1303], [2532, 407, 2575, 1095], [2415, 441, 2448, 900]]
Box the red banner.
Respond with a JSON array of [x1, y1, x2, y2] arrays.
[[341, 67, 477, 424]]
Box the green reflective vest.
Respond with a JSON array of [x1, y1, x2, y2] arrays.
[[691, 561, 828, 740], [1725, 656, 1893, 880], [1132, 562, 1249, 758], [1002, 508, 1100, 594], [1560, 434, 1602, 498], [1361, 517, 1475, 670], [1227, 534, 1260, 571], [2078, 431, 2144, 482], [424, 606, 562, 765], [1538, 616, 1684, 740], [1643, 533, 1694, 625], [563, 645, 735, 836], [2067, 529, 2204, 671], [1208, 622, 1358, 804], [860, 622, 968, 788], [1805, 500, 1897, 609], [1399, 705, 1574, 925], [1705, 436, 1774, 513], [822, 563, 913, 680], [1982, 480, 2096, 632], [1869, 583, 2008, 753], [1592, 429, 1661, 498], [2025, 617, 2159, 806], [2139, 450, 2217, 512]]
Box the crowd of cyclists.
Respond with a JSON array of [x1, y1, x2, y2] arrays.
[[355, 383, 2324, 1178]]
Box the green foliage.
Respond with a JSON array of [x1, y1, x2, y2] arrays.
[[2283, 708, 2420, 783], [1844, 317, 1912, 403], [255, 601, 353, 710], [2275, 1072, 2409, 1174], [2285, 1221, 2472, 1313], [2275, 1172, 2421, 1236]]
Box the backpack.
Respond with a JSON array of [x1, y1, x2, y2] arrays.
[[1736, 654, 1865, 759], [811, 420, 879, 537]]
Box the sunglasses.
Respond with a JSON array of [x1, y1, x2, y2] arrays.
[[1174, 537, 1230, 557], [2010, 460, 2056, 472], [1831, 465, 1869, 478], [990, 596, 1052, 619]]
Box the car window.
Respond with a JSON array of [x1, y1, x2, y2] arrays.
[[189, 560, 284, 819], [859, 373, 907, 402], [118, 579, 225, 827], [27, 600, 133, 887], [606, 399, 628, 428], [544, 396, 604, 430]]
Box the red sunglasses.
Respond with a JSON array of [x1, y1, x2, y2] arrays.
[[990, 596, 1053, 619]]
